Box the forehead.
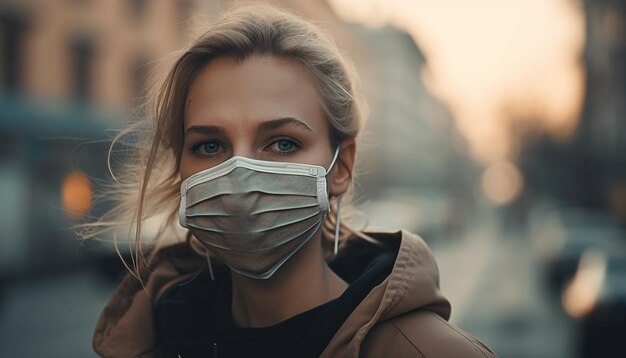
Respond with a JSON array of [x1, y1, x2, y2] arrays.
[[184, 55, 325, 131]]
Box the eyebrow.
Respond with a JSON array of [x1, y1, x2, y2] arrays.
[[184, 117, 313, 137], [257, 117, 313, 133], [184, 125, 227, 137]]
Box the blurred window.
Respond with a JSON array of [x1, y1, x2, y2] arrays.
[[0, 9, 28, 91], [129, 0, 149, 22], [70, 38, 94, 101], [617, 46, 626, 101]]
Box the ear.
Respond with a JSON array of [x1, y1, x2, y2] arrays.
[[328, 139, 356, 198]]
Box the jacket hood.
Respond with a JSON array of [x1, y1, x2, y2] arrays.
[[321, 230, 450, 357], [92, 230, 450, 357]]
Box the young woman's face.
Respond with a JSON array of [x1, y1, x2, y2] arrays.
[[180, 55, 336, 182]]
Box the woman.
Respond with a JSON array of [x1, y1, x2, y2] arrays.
[[89, 5, 496, 358]]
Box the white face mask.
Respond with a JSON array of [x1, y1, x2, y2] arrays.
[[179, 148, 340, 280]]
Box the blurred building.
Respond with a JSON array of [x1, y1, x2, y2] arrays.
[[0, 0, 204, 106], [0, 0, 205, 279], [351, 24, 472, 193], [346, 24, 475, 239], [519, 0, 626, 224], [576, 0, 626, 218]]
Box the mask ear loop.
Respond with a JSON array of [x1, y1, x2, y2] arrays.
[[327, 146, 340, 173], [203, 247, 215, 282], [327, 145, 342, 255], [334, 195, 342, 255]]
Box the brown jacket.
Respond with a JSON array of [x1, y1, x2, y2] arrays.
[[93, 230, 497, 357]]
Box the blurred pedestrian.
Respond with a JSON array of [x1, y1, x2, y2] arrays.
[[84, 4, 496, 357]]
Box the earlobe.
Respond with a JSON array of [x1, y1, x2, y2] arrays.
[[329, 139, 356, 198]]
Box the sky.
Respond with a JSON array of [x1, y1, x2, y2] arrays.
[[328, 0, 586, 164]]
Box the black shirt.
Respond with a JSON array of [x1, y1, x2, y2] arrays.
[[206, 270, 337, 357], [155, 237, 397, 358]]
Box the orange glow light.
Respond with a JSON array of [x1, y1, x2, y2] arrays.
[[61, 171, 93, 218]]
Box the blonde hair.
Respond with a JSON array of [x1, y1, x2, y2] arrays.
[[79, 4, 371, 282]]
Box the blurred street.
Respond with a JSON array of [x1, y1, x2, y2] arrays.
[[0, 212, 578, 358], [433, 213, 576, 358]]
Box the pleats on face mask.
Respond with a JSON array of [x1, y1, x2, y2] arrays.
[[178, 149, 339, 280]]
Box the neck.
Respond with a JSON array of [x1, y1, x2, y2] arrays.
[[230, 233, 348, 328]]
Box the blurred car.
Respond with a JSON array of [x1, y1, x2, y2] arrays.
[[531, 207, 625, 292], [561, 249, 626, 357]]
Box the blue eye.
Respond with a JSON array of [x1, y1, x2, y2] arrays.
[[192, 141, 222, 155], [273, 139, 299, 153]]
